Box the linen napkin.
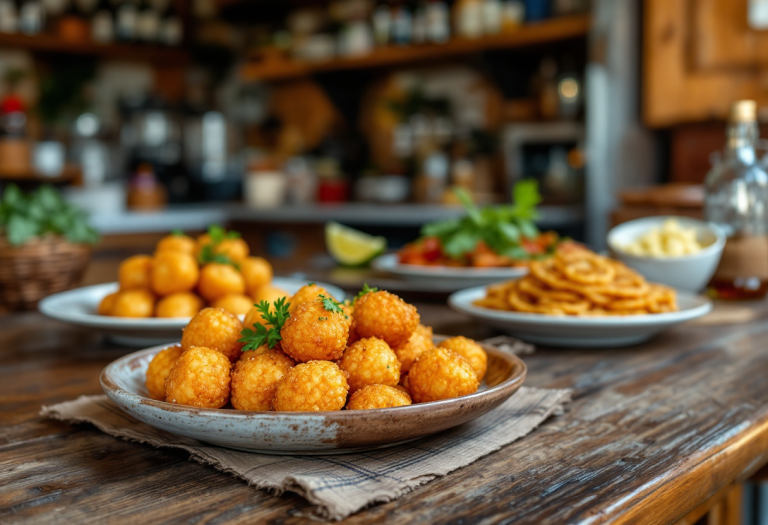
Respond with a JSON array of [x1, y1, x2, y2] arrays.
[[42, 386, 569, 520]]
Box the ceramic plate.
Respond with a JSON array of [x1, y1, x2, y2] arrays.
[[448, 286, 712, 348], [100, 337, 527, 455], [372, 253, 528, 288], [39, 278, 345, 346]]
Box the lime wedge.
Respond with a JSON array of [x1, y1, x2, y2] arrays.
[[325, 222, 386, 267]]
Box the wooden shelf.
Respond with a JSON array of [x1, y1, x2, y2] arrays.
[[0, 33, 188, 63], [242, 14, 591, 82], [0, 164, 82, 184]]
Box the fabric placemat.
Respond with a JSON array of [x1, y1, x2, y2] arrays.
[[42, 386, 569, 520]]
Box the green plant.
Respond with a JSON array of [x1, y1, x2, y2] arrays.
[[0, 184, 99, 246], [421, 180, 542, 259]]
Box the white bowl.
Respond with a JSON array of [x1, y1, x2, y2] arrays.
[[607, 216, 725, 292]]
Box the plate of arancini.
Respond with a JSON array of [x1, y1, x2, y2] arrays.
[[100, 336, 527, 455], [39, 278, 346, 346]]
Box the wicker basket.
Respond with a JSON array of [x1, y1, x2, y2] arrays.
[[0, 234, 92, 311]]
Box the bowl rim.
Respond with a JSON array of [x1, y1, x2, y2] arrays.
[[606, 215, 726, 263], [100, 336, 527, 420]]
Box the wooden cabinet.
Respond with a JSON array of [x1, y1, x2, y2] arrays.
[[644, 0, 768, 127]]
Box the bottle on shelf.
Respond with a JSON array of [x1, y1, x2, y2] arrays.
[[41, 0, 67, 33], [136, 0, 159, 43], [372, 2, 392, 46], [19, 0, 45, 34], [0, 0, 19, 33], [91, 0, 115, 43], [159, 1, 182, 46], [705, 100, 768, 300], [115, 0, 138, 42], [391, 1, 412, 45], [58, 0, 90, 42], [425, 0, 450, 44]]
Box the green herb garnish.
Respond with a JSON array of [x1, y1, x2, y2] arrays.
[[198, 224, 241, 268], [171, 229, 185, 236], [319, 294, 346, 317], [420, 180, 541, 259], [239, 297, 291, 351], [354, 283, 379, 303], [0, 184, 99, 246]]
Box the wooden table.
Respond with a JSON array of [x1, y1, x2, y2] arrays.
[[2, 301, 768, 524]]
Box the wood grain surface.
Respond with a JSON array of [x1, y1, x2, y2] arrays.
[[2, 301, 768, 524]]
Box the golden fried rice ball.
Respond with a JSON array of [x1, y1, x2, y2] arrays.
[[394, 324, 434, 373], [212, 293, 254, 316], [145, 344, 184, 400], [181, 307, 243, 362], [118, 255, 152, 290], [438, 336, 488, 382], [250, 285, 290, 309], [343, 303, 360, 345], [164, 346, 232, 408], [273, 361, 349, 412], [288, 284, 329, 313], [98, 291, 119, 315], [238, 342, 279, 360], [280, 300, 350, 362], [198, 263, 245, 302], [243, 305, 268, 332], [151, 251, 199, 296], [111, 289, 154, 317], [240, 257, 273, 291], [231, 349, 295, 411], [339, 337, 400, 393], [155, 292, 204, 318], [408, 347, 479, 403], [353, 291, 419, 348], [197, 234, 249, 263], [155, 234, 196, 256], [346, 384, 412, 410]]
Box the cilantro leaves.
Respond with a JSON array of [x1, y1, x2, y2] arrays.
[[420, 180, 542, 259], [239, 297, 291, 351], [0, 184, 99, 246]]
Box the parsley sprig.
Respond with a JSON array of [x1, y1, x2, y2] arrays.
[[319, 294, 347, 318], [354, 283, 379, 303], [239, 297, 291, 351], [420, 180, 542, 260], [198, 224, 241, 268]]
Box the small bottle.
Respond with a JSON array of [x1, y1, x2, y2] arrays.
[[136, 0, 159, 43], [705, 100, 768, 299], [115, 0, 138, 41], [0, 0, 19, 33], [426, 0, 449, 43], [91, 0, 115, 43], [159, 1, 182, 46], [19, 0, 45, 34]]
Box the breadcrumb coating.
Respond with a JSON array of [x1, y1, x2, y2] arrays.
[[145, 344, 184, 400], [353, 291, 419, 348], [112, 289, 154, 317], [249, 285, 290, 308], [346, 384, 411, 410], [155, 234, 197, 256], [339, 337, 400, 393], [212, 293, 254, 316], [155, 292, 204, 318], [280, 300, 350, 362], [240, 257, 273, 290], [272, 361, 349, 411], [151, 251, 199, 296], [164, 346, 232, 408], [118, 255, 152, 291], [181, 307, 243, 362], [288, 284, 329, 313], [231, 349, 295, 411], [438, 336, 488, 381], [198, 263, 245, 302], [408, 347, 479, 403], [394, 324, 434, 373]]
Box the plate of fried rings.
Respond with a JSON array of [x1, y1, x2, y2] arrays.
[[448, 247, 712, 347], [100, 336, 527, 454]]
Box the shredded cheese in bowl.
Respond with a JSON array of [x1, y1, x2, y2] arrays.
[[621, 219, 705, 258]]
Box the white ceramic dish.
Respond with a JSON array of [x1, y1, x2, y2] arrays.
[[372, 253, 528, 288], [100, 337, 527, 455], [607, 216, 725, 292], [39, 278, 345, 346], [448, 285, 712, 348]]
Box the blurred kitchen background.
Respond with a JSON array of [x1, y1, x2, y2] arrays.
[[0, 0, 764, 276]]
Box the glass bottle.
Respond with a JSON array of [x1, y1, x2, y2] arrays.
[[705, 100, 768, 299]]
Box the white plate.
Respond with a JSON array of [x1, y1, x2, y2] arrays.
[[448, 285, 712, 348], [372, 253, 528, 287], [39, 278, 345, 346], [100, 337, 526, 455]]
